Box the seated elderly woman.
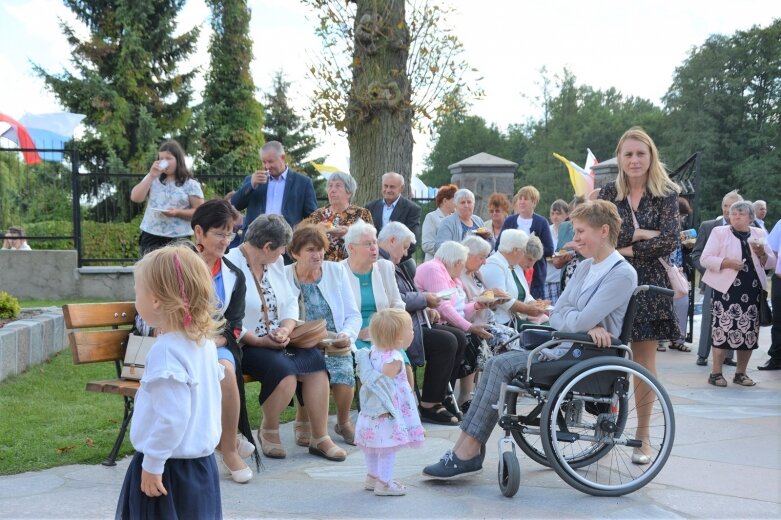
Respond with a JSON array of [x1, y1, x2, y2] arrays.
[[456, 236, 522, 403], [301, 171, 373, 261], [481, 229, 549, 329], [224, 215, 346, 462], [339, 220, 406, 442], [283, 225, 362, 446], [415, 241, 521, 370], [434, 188, 488, 251], [423, 200, 638, 479], [378, 221, 467, 424]]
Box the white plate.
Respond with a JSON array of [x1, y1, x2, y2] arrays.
[[148, 207, 168, 213], [436, 288, 457, 299], [545, 305, 555, 312]]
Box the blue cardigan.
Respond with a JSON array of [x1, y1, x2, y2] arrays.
[[497, 213, 555, 299]]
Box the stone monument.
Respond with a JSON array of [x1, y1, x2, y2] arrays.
[[448, 152, 517, 218]]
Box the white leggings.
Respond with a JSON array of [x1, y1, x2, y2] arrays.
[[363, 451, 396, 482]]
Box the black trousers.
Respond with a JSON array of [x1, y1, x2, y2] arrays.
[[420, 324, 467, 403], [769, 274, 781, 362]]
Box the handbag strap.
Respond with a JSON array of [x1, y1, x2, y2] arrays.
[[291, 265, 308, 321], [240, 246, 271, 330], [626, 194, 640, 230]]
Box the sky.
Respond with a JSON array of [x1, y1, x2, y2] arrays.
[[1, 0, 779, 174]]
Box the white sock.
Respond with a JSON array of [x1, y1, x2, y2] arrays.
[[363, 451, 379, 477], [377, 452, 396, 483]]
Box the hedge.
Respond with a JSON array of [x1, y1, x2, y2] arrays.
[[26, 220, 141, 264]]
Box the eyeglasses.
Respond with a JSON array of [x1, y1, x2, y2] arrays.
[[211, 231, 237, 242]]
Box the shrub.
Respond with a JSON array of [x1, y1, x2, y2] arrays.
[[25, 219, 142, 265], [0, 291, 21, 319]]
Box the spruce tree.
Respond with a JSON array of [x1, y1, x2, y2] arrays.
[[263, 70, 319, 173], [200, 0, 264, 175], [35, 0, 198, 173]]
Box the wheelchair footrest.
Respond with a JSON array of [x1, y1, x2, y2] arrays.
[[625, 438, 642, 448]]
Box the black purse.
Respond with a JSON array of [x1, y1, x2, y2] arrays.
[[760, 290, 773, 327]]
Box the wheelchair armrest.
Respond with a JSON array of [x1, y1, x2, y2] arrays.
[[519, 323, 555, 332], [551, 331, 622, 346]]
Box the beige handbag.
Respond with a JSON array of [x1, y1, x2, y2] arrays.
[[121, 334, 157, 380]]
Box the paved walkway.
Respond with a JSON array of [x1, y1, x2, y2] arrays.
[[1, 316, 780, 519]]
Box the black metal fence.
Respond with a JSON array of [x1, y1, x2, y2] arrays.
[[0, 146, 435, 266]]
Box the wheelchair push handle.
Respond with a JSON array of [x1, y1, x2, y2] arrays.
[[635, 284, 675, 298]]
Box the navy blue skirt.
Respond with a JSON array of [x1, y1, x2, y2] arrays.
[[115, 452, 221, 519], [241, 346, 326, 405]]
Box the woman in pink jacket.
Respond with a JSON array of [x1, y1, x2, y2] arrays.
[[701, 201, 776, 387]]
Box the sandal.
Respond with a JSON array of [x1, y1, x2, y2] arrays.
[[294, 421, 311, 447], [309, 435, 346, 462], [258, 428, 286, 459], [669, 341, 692, 352], [374, 479, 407, 496], [443, 394, 464, 421], [419, 404, 459, 425], [657, 342, 667, 352], [733, 373, 757, 387], [335, 422, 356, 446], [708, 373, 727, 387]]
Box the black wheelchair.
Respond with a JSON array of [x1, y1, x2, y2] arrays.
[[493, 285, 676, 497]]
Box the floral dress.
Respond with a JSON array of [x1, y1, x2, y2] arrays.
[[355, 348, 425, 453], [302, 205, 373, 261], [711, 229, 761, 351], [599, 182, 681, 342]]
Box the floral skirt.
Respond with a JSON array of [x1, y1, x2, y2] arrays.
[[710, 268, 761, 351]]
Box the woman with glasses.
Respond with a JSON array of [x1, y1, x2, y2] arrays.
[[339, 221, 406, 442], [191, 200, 257, 483]]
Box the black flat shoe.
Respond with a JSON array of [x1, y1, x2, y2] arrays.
[[442, 394, 464, 421], [723, 358, 737, 367], [419, 404, 459, 425], [757, 360, 781, 371]]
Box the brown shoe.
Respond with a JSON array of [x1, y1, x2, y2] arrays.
[[708, 373, 727, 387], [258, 428, 286, 459], [335, 422, 356, 445], [309, 435, 346, 462], [294, 421, 311, 447]]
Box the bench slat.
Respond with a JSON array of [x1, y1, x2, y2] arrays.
[[69, 329, 130, 364], [86, 379, 139, 397], [63, 302, 136, 329]]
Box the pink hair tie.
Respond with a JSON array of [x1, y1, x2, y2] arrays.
[[173, 254, 193, 328]]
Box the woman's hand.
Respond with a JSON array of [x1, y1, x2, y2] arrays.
[[587, 326, 612, 348], [358, 327, 371, 341], [551, 252, 574, 268], [425, 308, 440, 323], [140, 470, 167, 497], [750, 241, 768, 260], [329, 225, 349, 237], [720, 258, 744, 271], [468, 324, 493, 340], [382, 359, 402, 377], [332, 333, 351, 349], [633, 229, 660, 242], [424, 292, 442, 307], [148, 161, 165, 179], [161, 208, 179, 218]]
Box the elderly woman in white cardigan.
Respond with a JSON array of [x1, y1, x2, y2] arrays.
[[434, 188, 487, 252], [480, 229, 549, 329], [285, 224, 362, 447], [339, 220, 406, 441]]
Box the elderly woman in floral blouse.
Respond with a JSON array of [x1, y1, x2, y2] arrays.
[[302, 172, 373, 261]]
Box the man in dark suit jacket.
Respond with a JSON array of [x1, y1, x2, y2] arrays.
[[365, 172, 421, 264], [231, 141, 317, 234], [691, 190, 742, 366]]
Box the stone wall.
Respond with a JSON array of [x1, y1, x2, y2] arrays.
[[0, 308, 66, 382], [0, 250, 134, 300]]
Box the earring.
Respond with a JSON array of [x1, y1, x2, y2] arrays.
[[196, 243, 205, 253]]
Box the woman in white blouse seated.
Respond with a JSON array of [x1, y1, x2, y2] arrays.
[[225, 215, 346, 462], [480, 229, 549, 329], [284, 225, 362, 447], [338, 220, 406, 443]]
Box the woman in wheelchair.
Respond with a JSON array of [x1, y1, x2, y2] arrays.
[[423, 200, 638, 480]]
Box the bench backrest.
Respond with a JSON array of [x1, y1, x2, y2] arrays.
[[63, 302, 136, 365]]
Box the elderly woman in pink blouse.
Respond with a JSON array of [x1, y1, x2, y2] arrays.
[[701, 200, 776, 388]]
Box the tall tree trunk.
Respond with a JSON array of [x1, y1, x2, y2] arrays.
[[347, 0, 413, 206]]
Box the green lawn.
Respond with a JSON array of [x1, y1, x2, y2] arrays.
[[0, 349, 311, 475], [20, 298, 112, 309]]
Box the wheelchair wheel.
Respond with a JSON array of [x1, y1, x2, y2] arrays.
[[539, 357, 675, 497], [507, 393, 550, 467], [498, 451, 521, 497]]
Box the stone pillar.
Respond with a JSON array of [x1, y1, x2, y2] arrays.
[[592, 158, 619, 189], [448, 152, 518, 218]]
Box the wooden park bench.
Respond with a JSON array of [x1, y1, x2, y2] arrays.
[[64, 301, 258, 466], [63, 302, 138, 466]]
